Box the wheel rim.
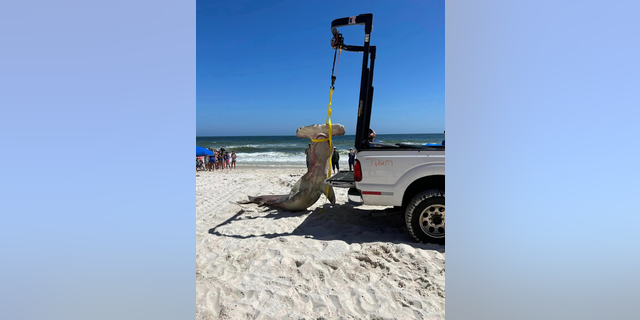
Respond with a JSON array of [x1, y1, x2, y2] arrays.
[[419, 204, 445, 238]]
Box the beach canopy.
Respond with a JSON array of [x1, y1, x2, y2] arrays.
[[196, 146, 213, 157]]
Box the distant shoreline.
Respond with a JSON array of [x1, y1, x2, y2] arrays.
[[197, 165, 306, 170], [196, 133, 444, 138]]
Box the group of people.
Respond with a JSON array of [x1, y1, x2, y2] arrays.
[[196, 148, 237, 172], [301, 128, 378, 173], [332, 147, 357, 172], [304, 144, 357, 172]]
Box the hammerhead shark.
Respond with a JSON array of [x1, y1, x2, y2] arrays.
[[238, 124, 346, 211]]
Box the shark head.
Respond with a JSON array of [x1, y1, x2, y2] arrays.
[[310, 132, 332, 163], [296, 123, 346, 140], [296, 124, 346, 165]]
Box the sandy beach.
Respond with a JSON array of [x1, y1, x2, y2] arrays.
[[196, 167, 445, 319]]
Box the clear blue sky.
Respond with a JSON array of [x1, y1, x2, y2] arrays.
[[197, 0, 444, 137]]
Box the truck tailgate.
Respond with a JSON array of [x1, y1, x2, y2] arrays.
[[325, 171, 355, 188]]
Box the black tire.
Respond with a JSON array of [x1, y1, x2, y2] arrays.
[[405, 190, 445, 245]]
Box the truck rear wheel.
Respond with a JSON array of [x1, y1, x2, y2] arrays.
[[405, 190, 445, 245]]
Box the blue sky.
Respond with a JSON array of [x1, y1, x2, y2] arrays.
[[197, 0, 444, 136]]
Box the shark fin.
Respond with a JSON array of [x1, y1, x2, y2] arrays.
[[324, 186, 336, 205]]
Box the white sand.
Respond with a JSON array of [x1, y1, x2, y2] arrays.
[[196, 167, 445, 319]]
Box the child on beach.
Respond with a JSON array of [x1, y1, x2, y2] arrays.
[[205, 148, 212, 171], [197, 157, 204, 171], [224, 152, 230, 169]]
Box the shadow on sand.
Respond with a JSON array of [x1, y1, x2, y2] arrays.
[[208, 202, 444, 252]]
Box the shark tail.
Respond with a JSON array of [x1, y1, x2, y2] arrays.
[[239, 195, 289, 206]]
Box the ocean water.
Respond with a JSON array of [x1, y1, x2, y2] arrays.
[[196, 133, 445, 167]]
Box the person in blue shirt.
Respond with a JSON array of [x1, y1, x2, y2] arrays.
[[368, 128, 381, 147], [224, 152, 231, 169], [209, 153, 216, 171], [348, 148, 356, 171]]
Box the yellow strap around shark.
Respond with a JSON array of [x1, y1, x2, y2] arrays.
[[318, 48, 341, 215], [318, 88, 334, 215]]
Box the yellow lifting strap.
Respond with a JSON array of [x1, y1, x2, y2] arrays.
[[317, 48, 341, 214], [317, 88, 334, 215]]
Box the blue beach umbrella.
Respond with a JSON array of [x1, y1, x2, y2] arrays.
[[196, 146, 213, 157]]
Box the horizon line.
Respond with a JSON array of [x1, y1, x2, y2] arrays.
[[196, 132, 445, 138]]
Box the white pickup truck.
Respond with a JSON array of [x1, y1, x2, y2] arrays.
[[327, 146, 445, 244], [325, 14, 445, 244]]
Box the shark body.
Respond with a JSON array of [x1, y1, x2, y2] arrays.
[[238, 124, 346, 211]]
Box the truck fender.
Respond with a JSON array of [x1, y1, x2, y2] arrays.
[[394, 162, 445, 202]]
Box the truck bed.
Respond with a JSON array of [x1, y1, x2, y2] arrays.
[[368, 143, 444, 151]]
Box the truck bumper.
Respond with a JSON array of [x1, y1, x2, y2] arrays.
[[347, 188, 363, 204], [356, 183, 401, 206]]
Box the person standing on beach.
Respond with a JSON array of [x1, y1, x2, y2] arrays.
[[231, 151, 237, 169], [348, 148, 356, 171], [331, 147, 340, 172], [197, 157, 204, 171], [224, 152, 231, 169], [211, 148, 216, 170]]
